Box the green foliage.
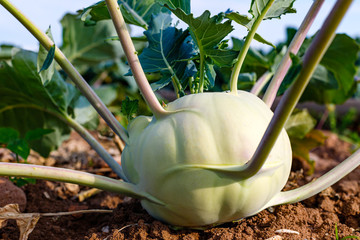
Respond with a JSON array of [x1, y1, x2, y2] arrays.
[[0, 50, 75, 156], [0, 127, 53, 160], [225, 0, 296, 48], [137, 13, 196, 93], [285, 109, 326, 175], [334, 223, 360, 240], [249, 0, 296, 22], [155, 0, 190, 14], [61, 14, 125, 73], [121, 96, 139, 122], [74, 85, 119, 130], [299, 34, 360, 104], [81, 0, 170, 29]]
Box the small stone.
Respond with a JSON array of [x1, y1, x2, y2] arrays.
[[0, 177, 27, 212]]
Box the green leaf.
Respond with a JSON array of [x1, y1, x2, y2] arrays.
[[206, 49, 238, 67], [290, 129, 326, 175], [0, 50, 73, 156], [285, 109, 316, 139], [155, 0, 190, 13], [225, 11, 275, 48], [121, 97, 139, 121], [171, 10, 233, 53], [232, 37, 269, 68], [249, 0, 296, 26], [7, 138, 30, 160], [81, 0, 169, 29], [0, 45, 15, 60], [301, 34, 360, 104], [238, 72, 257, 91], [10, 177, 36, 187], [37, 27, 56, 85], [60, 14, 125, 73], [38, 44, 55, 73], [25, 128, 54, 142], [138, 13, 197, 91], [74, 85, 118, 130], [321, 34, 359, 93], [0, 127, 19, 144]]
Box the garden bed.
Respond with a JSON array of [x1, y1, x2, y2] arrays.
[[0, 130, 359, 240]]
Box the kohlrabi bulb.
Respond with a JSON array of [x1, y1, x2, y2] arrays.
[[121, 91, 292, 227]]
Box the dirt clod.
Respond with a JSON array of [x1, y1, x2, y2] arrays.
[[0, 177, 27, 212]]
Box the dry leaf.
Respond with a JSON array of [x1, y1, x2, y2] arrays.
[[0, 204, 40, 240], [0, 203, 112, 240]]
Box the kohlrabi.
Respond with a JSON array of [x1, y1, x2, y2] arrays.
[[0, 0, 359, 230], [122, 91, 292, 226]]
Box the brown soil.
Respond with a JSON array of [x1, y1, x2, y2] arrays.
[[0, 131, 359, 240]]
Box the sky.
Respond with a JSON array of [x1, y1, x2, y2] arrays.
[[0, 0, 359, 51]]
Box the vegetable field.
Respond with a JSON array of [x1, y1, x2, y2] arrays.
[[0, 0, 360, 239]]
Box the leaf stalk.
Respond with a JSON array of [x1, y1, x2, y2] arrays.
[[0, 162, 163, 205], [105, 0, 169, 119], [229, 0, 275, 94], [262, 0, 325, 107]]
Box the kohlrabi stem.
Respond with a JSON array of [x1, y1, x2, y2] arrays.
[[0, 162, 163, 205], [241, 0, 354, 179], [265, 147, 360, 208], [229, 0, 275, 94], [250, 71, 273, 96], [0, 103, 126, 179], [105, 0, 169, 119], [0, 0, 129, 143], [262, 0, 325, 107]]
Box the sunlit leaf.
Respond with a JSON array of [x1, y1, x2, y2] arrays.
[[81, 0, 169, 29], [0, 50, 74, 156], [61, 14, 124, 73], [138, 13, 197, 91]]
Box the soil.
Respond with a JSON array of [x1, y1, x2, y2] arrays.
[[0, 130, 360, 240]]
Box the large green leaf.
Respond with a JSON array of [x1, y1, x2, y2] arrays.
[[301, 34, 360, 104], [225, 0, 296, 47], [285, 109, 316, 139], [170, 10, 233, 53], [155, 0, 190, 14], [0, 50, 75, 156], [249, 0, 296, 25], [138, 13, 197, 91], [60, 14, 124, 73], [225, 11, 275, 48], [74, 85, 119, 130], [81, 0, 169, 29]]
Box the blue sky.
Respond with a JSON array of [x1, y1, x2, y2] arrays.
[[0, 1, 359, 51]]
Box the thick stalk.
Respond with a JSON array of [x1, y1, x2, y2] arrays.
[[262, 0, 325, 107], [184, 0, 353, 180], [265, 148, 360, 208], [230, 0, 275, 94], [0, 162, 163, 205], [0, 0, 129, 143], [0, 103, 126, 179], [105, 0, 169, 119], [250, 71, 273, 96]]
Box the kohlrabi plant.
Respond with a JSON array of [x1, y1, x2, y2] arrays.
[[0, 0, 359, 228]]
